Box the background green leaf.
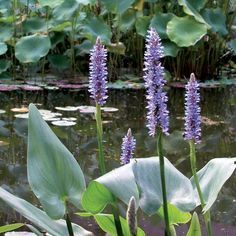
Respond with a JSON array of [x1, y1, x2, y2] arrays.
[[135, 16, 151, 37], [186, 212, 201, 236], [101, 0, 135, 14], [0, 42, 7, 55], [28, 104, 86, 219], [0, 223, 24, 233]]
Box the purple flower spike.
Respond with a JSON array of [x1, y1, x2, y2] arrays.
[[184, 73, 201, 144], [89, 37, 108, 106], [120, 128, 136, 165], [143, 28, 169, 136]]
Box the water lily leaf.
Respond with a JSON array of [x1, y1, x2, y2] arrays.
[[135, 16, 151, 37], [0, 59, 11, 73], [191, 158, 236, 212], [202, 8, 228, 36], [0, 187, 93, 236], [0, 42, 7, 55], [55, 106, 79, 111], [158, 203, 191, 225], [167, 16, 207, 47], [162, 41, 180, 57], [101, 0, 135, 14], [186, 0, 207, 11], [150, 13, 174, 39], [82, 157, 196, 215], [81, 16, 112, 44], [116, 9, 136, 33], [28, 104, 86, 219], [15, 35, 51, 63], [23, 17, 48, 34], [178, 0, 209, 26], [186, 212, 201, 236], [0, 223, 24, 233], [78, 213, 145, 236], [0, 23, 13, 41], [38, 0, 64, 8], [51, 120, 77, 126]]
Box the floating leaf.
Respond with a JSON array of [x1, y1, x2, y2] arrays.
[[15, 35, 51, 63], [101, 107, 119, 112], [191, 158, 236, 212], [28, 104, 86, 219], [150, 13, 174, 39], [5, 232, 35, 236], [78, 106, 96, 114], [14, 113, 29, 119], [55, 106, 79, 111], [19, 85, 43, 91], [62, 117, 77, 121], [186, 212, 201, 236], [135, 16, 151, 37], [202, 8, 228, 36], [101, 0, 135, 14], [167, 16, 207, 47], [0, 42, 7, 55], [51, 120, 77, 126], [0, 187, 92, 236], [0, 109, 6, 114]]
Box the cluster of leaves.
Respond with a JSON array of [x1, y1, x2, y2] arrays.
[[0, 104, 235, 235], [0, 0, 235, 80]]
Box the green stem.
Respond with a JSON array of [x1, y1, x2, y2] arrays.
[[111, 202, 124, 236], [189, 141, 212, 236], [157, 131, 170, 236], [95, 103, 106, 175], [66, 213, 74, 236]]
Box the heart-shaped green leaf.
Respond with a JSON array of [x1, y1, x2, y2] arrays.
[[150, 13, 174, 39], [167, 16, 207, 47], [186, 212, 201, 236], [82, 157, 196, 215], [15, 35, 51, 63], [0, 187, 92, 235], [0, 42, 7, 55], [191, 158, 236, 212], [135, 16, 151, 37], [28, 104, 86, 219], [202, 8, 228, 36], [101, 0, 135, 14]]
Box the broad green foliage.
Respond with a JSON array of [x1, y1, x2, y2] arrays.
[[0, 42, 8, 55], [116, 9, 136, 33], [190, 158, 236, 212], [186, 212, 201, 236], [0, 187, 92, 236], [101, 0, 135, 14], [0, 59, 11, 73], [167, 16, 207, 47], [135, 16, 151, 37], [22, 17, 48, 34], [0, 223, 24, 233], [15, 35, 51, 63], [28, 104, 86, 219], [38, 0, 64, 8], [0, 23, 13, 42]]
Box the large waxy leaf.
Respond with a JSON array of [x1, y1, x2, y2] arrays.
[[150, 13, 174, 39], [191, 158, 236, 212], [22, 17, 48, 34], [28, 104, 86, 219], [162, 41, 180, 57], [101, 0, 135, 14], [116, 9, 136, 33], [202, 8, 228, 36], [0, 42, 7, 55], [178, 0, 209, 27], [135, 16, 151, 37], [81, 16, 112, 43], [0, 59, 11, 73], [187, 0, 207, 11], [0, 23, 13, 41], [38, 0, 64, 8], [15, 35, 51, 63], [0, 223, 24, 233], [82, 157, 196, 216], [167, 16, 207, 47], [78, 213, 145, 236], [186, 212, 201, 236], [0, 187, 92, 236]]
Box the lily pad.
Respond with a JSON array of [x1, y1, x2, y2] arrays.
[[167, 16, 207, 47], [15, 35, 51, 63], [55, 106, 79, 111], [78, 106, 96, 114], [62, 117, 77, 121], [51, 120, 77, 126], [39, 109, 62, 117], [101, 0, 135, 14], [43, 117, 61, 122], [5, 233, 36, 236], [0, 23, 13, 41], [14, 113, 29, 119]]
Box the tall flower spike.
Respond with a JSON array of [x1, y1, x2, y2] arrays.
[[184, 73, 201, 144], [89, 37, 108, 106], [120, 128, 136, 165], [143, 28, 169, 136]]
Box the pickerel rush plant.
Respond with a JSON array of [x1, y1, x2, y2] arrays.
[[143, 28, 171, 235], [184, 73, 212, 236]]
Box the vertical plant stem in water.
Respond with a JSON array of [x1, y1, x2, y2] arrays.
[[111, 202, 124, 236], [66, 213, 74, 236], [157, 131, 170, 236], [189, 141, 212, 236], [95, 103, 106, 175]]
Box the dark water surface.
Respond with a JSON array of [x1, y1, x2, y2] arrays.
[[0, 86, 236, 235]]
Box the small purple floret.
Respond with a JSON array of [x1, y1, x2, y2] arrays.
[[184, 73, 201, 144], [143, 28, 169, 136], [89, 37, 108, 106], [120, 128, 136, 165]]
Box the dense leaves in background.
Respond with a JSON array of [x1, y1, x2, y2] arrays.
[[0, 0, 235, 79]]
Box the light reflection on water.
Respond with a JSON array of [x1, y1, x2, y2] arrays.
[[0, 86, 236, 235]]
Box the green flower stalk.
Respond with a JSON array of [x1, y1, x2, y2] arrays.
[[184, 73, 212, 236], [143, 28, 170, 236]]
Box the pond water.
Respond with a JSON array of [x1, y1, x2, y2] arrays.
[[0, 85, 236, 235]]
